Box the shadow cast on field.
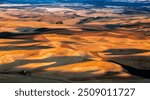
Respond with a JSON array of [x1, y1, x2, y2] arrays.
[[0, 54, 150, 83], [107, 55, 150, 79], [0, 56, 88, 72], [0, 27, 76, 39], [102, 48, 150, 55], [105, 22, 150, 30], [0, 55, 150, 83], [0, 69, 149, 83], [0, 44, 52, 51]]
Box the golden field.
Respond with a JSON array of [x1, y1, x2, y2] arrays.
[[0, 6, 150, 82]]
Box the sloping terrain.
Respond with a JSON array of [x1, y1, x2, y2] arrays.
[[0, 5, 150, 83]]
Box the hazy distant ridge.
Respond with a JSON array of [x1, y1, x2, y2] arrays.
[[1, 0, 150, 3]]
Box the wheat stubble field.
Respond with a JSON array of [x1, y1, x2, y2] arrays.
[[0, 3, 150, 82]]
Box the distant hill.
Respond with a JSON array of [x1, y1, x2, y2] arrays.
[[0, 0, 150, 7], [1, 0, 150, 3]]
